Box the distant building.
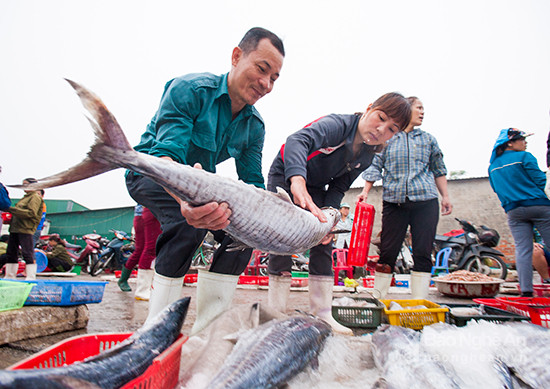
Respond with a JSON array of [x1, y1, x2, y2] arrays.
[[1, 199, 134, 245]]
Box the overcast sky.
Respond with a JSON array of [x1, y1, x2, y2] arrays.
[[1, 0, 549, 210]]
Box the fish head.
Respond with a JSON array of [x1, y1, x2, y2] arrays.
[[321, 207, 341, 228]]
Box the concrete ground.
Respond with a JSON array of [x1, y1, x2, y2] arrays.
[[0, 271, 522, 369]]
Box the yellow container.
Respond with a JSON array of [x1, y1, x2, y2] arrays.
[[380, 299, 448, 330]]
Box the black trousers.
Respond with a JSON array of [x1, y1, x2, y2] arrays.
[[266, 172, 334, 276], [126, 174, 252, 278], [6, 233, 35, 264], [379, 199, 439, 273], [48, 257, 72, 272]]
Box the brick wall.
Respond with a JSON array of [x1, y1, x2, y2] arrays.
[[342, 177, 516, 263]]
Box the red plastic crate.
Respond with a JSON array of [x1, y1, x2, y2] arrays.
[[496, 297, 550, 328], [8, 333, 187, 389], [472, 298, 508, 310], [184, 274, 198, 284], [114, 270, 138, 278], [291, 277, 308, 288], [239, 275, 260, 285], [534, 284, 550, 297], [347, 202, 375, 266], [362, 276, 375, 288]]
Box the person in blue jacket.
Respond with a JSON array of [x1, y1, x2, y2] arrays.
[[488, 128, 550, 296]]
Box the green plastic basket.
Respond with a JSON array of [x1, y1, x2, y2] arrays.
[[332, 297, 384, 328], [0, 280, 35, 312]]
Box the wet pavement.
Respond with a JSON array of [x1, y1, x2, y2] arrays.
[[0, 271, 521, 369]]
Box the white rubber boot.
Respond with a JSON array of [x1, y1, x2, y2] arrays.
[[134, 269, 154, 301], [4, 263, 19, 279], [190, 269, 239, 335], [145, 272, 184, 323], [373, 271, 392, 299], [25, 263, 37, 280], [410, 271, 432, 300], [309, 275, 353, 336], [267, 274, 292, 313]]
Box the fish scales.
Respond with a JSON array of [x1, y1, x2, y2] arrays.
[[371, 325, 463, 389], [0, 298, 190, 389], [208, 316, 332, 389], [94, 144, 331, 255], [13, 79, 339, 256]]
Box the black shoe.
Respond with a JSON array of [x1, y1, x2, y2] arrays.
[[521, 291, 534, 297]]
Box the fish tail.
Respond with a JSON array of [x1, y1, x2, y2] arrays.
[[9, 79, 133, 191], [65, 78, 133, 153]]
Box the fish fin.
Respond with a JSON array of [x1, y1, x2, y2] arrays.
[[371, 378, 391, 389], [226, 240, 252, 252], [310, 355, 320, 370], [274, 187, 293, 203], [45, 375, 103, 389], [8, 78, 132, 191], [330, 229, 352, 234]]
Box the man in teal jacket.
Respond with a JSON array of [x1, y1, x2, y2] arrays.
[[489, 128, 550, 296], [126, 27, 285, 331]]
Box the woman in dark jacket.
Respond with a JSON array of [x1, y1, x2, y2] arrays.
[[266, 92, 411, 335], [45, 236, 73, 272]]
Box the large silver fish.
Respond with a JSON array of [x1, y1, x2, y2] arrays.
[[0, 297, 190, 389], [371, 325, 463, 389], [207, 315, 332, 389], [13, 79, 339, 255]]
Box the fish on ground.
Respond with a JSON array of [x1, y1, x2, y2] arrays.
[[422, 321, 550, 389], [207, 315, 332, 389], [0, 297, 190, 389], [179, 302, 285, 388], [12, 79, 340, 256], [371, 324, 463, 389]]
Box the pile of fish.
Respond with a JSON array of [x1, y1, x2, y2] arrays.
[[13, 79, 340, 255], [207, 315, 332, 389], [372, 321, 550, 389], [0, 297, 190, 389]]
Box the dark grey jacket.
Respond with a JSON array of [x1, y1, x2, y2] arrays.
[[267, 114, 378, 208]]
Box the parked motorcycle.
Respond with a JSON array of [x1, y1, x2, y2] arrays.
[[190, 232, 219, 268], [371, 231, 414, 275], [90, 229, 134, 276], [433, 218, 508, 279]]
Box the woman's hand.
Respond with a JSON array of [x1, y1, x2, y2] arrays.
[[357, 181, 374, 203], [440, 196, 453, 216], [289, 176, 327, 222]]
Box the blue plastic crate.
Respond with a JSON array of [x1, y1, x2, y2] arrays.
[[13, 280, 108, 306]]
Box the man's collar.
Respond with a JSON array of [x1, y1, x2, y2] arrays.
[[215, 73, 230, 99]]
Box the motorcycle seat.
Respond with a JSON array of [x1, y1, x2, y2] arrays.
[[65, 242, 82, 250], [435, 235, 465, 245]]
